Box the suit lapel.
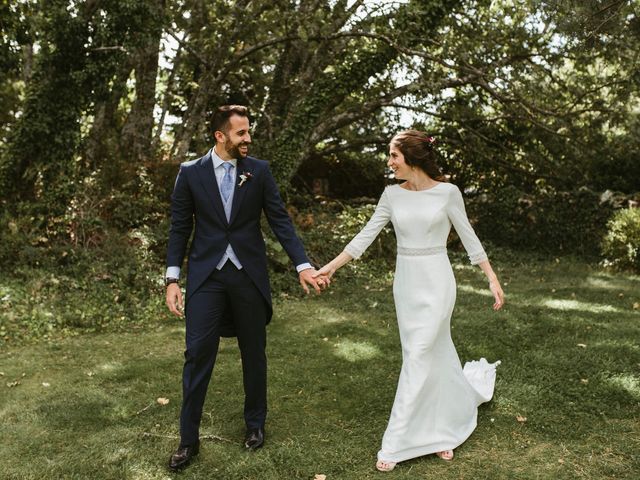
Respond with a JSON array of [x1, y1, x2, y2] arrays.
[[229, 157, 250, 225], [196, 152, 228, 226]]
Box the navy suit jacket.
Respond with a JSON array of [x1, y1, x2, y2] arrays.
[[166, 151, 310, 333]]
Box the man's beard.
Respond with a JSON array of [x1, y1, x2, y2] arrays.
[[224, 137, 249, 159]]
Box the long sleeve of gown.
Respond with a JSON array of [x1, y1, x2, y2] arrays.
[[344, 189, 392, 259], [446, 185, 488, 265]]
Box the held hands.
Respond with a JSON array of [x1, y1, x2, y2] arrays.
[[313, 264, 336, 282], [309, 264, 336, 291], [299, 268, 331, 294], [166, 283, 184, 317]]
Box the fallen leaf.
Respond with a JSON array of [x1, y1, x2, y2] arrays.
[[633, 302, 639, 310], [580, 378, 589, 384], [6, 381, 20, 388], [314, 475, 327, 480], [516, 415, 527, 423], [577, 343, 587, 348], [42, 382, 50, 387], [157, 397, 170, 406], [558, 458, 565, 464]]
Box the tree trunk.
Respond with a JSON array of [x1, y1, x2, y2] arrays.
[[85, 60, 133, 170], [121, 5, 163, 164], [21, 44, 33, 83], [152, 43, 183, 156], [170, 68, 217, 162]]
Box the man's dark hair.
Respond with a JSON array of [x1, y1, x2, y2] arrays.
[[210, 105, 249, 134]]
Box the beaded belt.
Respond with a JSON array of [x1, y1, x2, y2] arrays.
[[396, 246, 447, 256]]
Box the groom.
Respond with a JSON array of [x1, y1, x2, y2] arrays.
[[165, 105, 325, 471]]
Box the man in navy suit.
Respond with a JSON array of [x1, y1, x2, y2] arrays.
[[164, 105, 326, 471]]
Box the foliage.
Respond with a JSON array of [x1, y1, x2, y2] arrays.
[[468, 185, 615, 257], [407, 0, 640, 195], [6, 0, 635, 205], [291, 197, 395, 264], [0, 0, 165, 209], [0, 229, 166, 346], [601, 207, 640, 272], [294, 149, 388, 199]]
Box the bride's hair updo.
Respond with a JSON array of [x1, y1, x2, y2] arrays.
[[391, 130, 446, 182]]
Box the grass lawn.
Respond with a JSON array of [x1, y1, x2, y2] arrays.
[[1, 252, 639, 479]]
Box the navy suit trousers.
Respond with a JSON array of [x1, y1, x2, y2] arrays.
[[179, 261, 268, 446]]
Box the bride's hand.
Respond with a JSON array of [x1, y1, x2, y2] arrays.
[[489, 280, 504, 311], [313, 264, 336, 285]]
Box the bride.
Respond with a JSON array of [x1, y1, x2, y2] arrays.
[[315, 130, 505, 472]]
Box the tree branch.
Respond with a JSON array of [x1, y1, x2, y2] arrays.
[[316, 136, 388, 156]]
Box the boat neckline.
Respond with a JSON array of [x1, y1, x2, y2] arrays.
[[396, 182, 445, 192]]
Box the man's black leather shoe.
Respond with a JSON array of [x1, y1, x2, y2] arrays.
[[168, 441, 200, 471], [244, 427, 265, 450]]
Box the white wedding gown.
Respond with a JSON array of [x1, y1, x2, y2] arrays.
[[344, 183, 500, 463]]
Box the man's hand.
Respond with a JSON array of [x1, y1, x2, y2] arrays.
[[299, 268, 329, 294], [166, 283, 184, 317]]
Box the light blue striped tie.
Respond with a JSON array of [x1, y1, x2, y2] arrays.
[[221, 162, 233, 202]]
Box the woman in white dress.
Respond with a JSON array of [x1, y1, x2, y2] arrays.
[[315, 130, 505, 472]]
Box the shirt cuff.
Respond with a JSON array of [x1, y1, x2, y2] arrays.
[[296, 263, 313, 273], [166, 266, 181, 279]]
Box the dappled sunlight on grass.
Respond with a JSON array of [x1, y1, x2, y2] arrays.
[[333, 339, 381, 362], [541, 298, 621, 313], [98, 361, 123, 372], [105, 445, 130, 464], [308, 305, 351, 324], [592, 339, 639, 351], [126, 463, 172, 480], [493, 384, 540, 412], [458, 284, 493, 297], [584, 275, 639, 291], [452, 262, 477, 272], [605, 374, 640, 400]]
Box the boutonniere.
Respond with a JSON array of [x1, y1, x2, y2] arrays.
[[238, 171, 253, 187]]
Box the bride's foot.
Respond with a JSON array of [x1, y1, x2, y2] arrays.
[[376, 459, 397, 472], [436, 449, 454, 461]]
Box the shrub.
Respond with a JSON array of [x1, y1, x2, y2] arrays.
[[468, 186, 615, 257], [296, 199, 396, 265], [601, 208, 640, 272]]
